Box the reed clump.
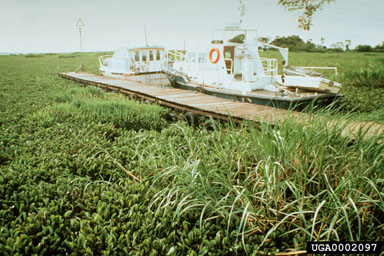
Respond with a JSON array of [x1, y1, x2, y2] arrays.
[[151, 113, 384, 253]]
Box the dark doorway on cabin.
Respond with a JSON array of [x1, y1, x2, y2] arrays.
[[224, 46, 234, 74]]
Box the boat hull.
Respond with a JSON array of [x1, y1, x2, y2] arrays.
[[167, 74, 341, 110]]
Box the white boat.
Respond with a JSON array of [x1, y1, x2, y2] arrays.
[[99, 46, 168, 85], [164, 2, 342, 109]]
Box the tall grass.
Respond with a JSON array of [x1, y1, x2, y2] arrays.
[[339, 67, 384, 114], [341, 67, 384, 89], [150, 112, 384, 253]]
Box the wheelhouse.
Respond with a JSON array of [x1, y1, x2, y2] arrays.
[[99, 46, 166, 75]]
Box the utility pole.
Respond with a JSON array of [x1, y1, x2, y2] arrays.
[[76, 18, 85, 72], [144, 26, 148, 47]]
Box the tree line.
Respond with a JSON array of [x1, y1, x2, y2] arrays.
[[261, 35, 384, 52]]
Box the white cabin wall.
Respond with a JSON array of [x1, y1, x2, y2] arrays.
[[234, 47, 242, 74], [245, 39, 266, 76], [109, 58, 128, 73]]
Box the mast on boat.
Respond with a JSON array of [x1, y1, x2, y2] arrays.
[[239, 0, 246, 28]]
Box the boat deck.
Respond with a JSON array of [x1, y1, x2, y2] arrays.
[[58, 72, 384, 137]]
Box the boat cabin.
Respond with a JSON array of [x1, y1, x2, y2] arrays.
[[171, 27, 280, 91], [99, 46, 166, 76], [167, 25, 340, 94], [163, 1, 341, 108]]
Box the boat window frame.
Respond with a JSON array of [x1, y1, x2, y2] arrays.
[[141, 51, 148, 62], [198, 52, 208, 64], [186, 52, 197, 63], [149, 50, 154, 61]]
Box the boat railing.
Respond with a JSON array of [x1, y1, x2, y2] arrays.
[[295, 66, 338, 80], [260, 58, 278, 76], [166, 50, 186, 64], [242, 58, 278, 81], [98, 55, 112, 67]]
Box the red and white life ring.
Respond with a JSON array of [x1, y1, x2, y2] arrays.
[[209, 48, 220, 64]]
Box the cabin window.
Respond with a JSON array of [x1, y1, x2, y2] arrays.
[[135, 51, 140, 61], [191, 53, 197, 63], [198, 53, 207, 63], [156, 51, 161, 60], [149, 51, 154, 61], [187, 52, 197, 63], [224, 50, 231, 59], [142, 51, 147, 61], [224, 46, 235, 73]]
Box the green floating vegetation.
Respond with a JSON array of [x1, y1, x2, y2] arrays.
[[31, 97, 169, 131], [1, 52, 383, 255]]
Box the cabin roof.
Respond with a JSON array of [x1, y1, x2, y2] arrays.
[[113, 46, 165, 53], [127, 46, 165, 51]]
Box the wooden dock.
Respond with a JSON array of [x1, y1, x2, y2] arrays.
[[59, 72, 384, 137]]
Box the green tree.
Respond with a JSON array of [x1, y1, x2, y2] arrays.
[[259, 37, 271, 44], [374, 42, 384, 52], [345, 40, 351, 51], [320, 37, 325, 46], [271, 35, 316, 51], [355, 45, 373, 52], [278, 0, 335, 30], [228, 34, 245, 44]]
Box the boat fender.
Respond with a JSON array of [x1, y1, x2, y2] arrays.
[[184, 112, 199, 127], [169, 75, 177, 87], [196, 86, 206, 94], [166, 113, 179, 122], [204, 118, 217, 131], [209, 48, 220, 64]]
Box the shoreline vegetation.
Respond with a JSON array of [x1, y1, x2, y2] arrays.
[[0, 51, 383, 254]]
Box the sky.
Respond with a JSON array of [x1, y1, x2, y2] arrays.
[[0, 0, 383, 53]]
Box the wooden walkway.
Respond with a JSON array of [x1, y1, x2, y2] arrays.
[[59, 72, 384, 137]]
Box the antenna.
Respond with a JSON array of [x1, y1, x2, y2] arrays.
[[144, 26, 148, 47], [239, 0, 246, 27]]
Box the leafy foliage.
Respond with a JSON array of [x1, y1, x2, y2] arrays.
[[228, 34, 245, 44], [1, 52, 384, 254], [278, 0, 335, 30], [355, 45, 373, 52], [340, 67, 384, 112], [342, 67, 384, 89], [271, 35, 316, 51]]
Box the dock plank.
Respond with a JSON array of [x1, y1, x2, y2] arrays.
[[59, 72, 384, 137]]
